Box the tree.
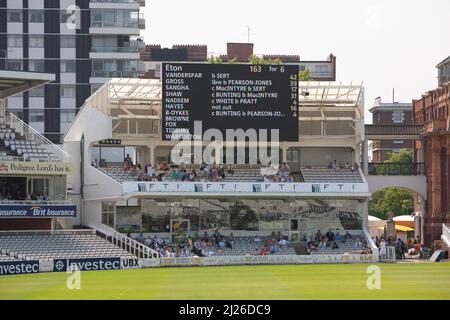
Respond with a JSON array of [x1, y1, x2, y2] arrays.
[[385, 148, 413, 164], [206, 56, 223, 64], [376, 148, 413, 175], [368, 187, 414, 220], [299, 68, 312, 81], [248, 54, 283, 65], [368, 148, 414, 219]]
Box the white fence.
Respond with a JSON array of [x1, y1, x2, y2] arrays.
[[140, 253, 376, 268], [442, 224, 450, 247]]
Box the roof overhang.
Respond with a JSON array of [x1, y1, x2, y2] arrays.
[[0, 70, 55, 99]]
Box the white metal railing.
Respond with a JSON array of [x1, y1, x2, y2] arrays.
[[379, 246, 396, 262], [155, 254, 375, 268], [4, 113, 71, 161], [0, 229, 95, 236], [96, 224, 159, 258], [442, 224, 450, 246], [0, 200, 73, 205]]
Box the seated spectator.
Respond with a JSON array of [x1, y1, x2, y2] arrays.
[[315, 230, 322, 242], [332, 242, 339, 250], [326, 229, 335, 241], [335, 232, 342, 241], [344, 231, 352, 240], [318, 239, 327, 248]]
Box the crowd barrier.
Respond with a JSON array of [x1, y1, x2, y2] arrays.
[[0, 254, 377, 276]]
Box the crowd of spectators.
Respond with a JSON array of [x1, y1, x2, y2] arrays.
[[253, 231, 290, 255], [136, 162, 229, 182], [307, 229, 371, 254], [134, 231, 291, 257], [374, 234, 430, 259], [92, 155, 294, 183], [327, 160, 360, 172], [0, 182, 49, 202], [257, 162, 293, 182]]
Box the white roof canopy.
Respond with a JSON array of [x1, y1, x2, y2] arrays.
[[0, 70, 55, 99]]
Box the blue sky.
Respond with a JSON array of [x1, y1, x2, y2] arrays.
[[142, 0, 450, 122]]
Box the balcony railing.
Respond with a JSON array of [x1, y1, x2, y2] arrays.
[[424, 119, 448, 133], [91, 0, 142, 3], [91, 46, 139, 53], [91, 70, 143, 78], [367, 162, 425, 176]]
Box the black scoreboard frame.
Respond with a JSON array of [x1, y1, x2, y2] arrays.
[[161, 63, 299, 142]]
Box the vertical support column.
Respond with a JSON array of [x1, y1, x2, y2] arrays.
[[362, 199, 369, 232], [149, 144, 155, 165], [281, 143, 287, 164], [362, 140, 369, 175], [0, 99, 5, 120]]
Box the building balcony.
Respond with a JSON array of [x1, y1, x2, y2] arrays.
[[90, 47, 140, 59], [139, 16, 145, 29], [89, 0, 143, 9], [90, 21, 141, 35], [91, 70, 144, 79], [424, 119, 448, 133], [91, 0, 143, 3]]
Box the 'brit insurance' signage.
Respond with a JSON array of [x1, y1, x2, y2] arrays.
[[0, 205, 77, 218]]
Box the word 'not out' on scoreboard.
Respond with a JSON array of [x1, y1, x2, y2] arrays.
[[162, 63, 299, 141]]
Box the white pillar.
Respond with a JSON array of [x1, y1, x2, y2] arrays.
[[362, 140, 369, 174]]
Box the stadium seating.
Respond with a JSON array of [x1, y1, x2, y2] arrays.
[[0, 253, 22, 262], [0, 123, 58, 162], [310, 239, 368, 255], [97, 165, 138, 182], [300, 166, 364, 183], [96, 164, 281, 183], [0, 233, 136, 261], [204, 236, 297, 256]]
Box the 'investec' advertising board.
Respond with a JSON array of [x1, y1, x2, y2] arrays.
[[0, 205, 77, 218]]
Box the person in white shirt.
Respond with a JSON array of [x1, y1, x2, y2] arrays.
[[147, 164, 154, 177]]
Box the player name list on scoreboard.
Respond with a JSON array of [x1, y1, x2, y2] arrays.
[[162, 63, 299, 141]]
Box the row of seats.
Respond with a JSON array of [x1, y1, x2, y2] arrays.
[[151, 236, 297, 257], [0, 123, 60, 163], [301, 166, 364, 183], [0, 233, 137, 261], [310, 239, 368, 255], [96, 164, 272, 183], [0, 254, 22, 262]]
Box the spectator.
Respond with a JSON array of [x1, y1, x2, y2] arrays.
[[332, 242, 339, 250]]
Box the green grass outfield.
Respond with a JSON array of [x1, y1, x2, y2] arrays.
[[1, 263, 449, 300]]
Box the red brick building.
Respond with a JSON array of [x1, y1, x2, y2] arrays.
[[413, 82, 450, 246], [140, 42, 336, 81], [370, 97, 414, 162]]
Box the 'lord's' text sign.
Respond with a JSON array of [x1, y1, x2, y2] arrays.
[[0, 161, 73, 175]]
